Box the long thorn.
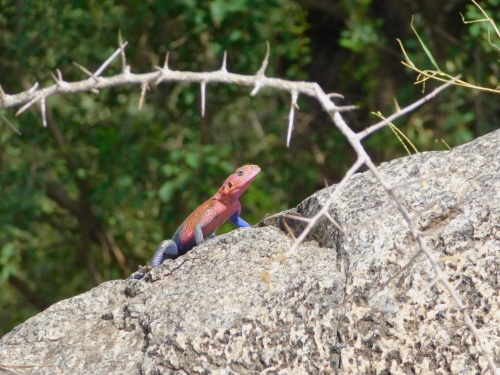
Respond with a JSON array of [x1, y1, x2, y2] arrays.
[[72, 62, 94, 78], [220, 52, 227, 72], [282, 220, 297, 241], [40, 97, 47, 127], [138, 82, 148, 111], [16, 96, 41, 116], [286, 90, 298, 147], [163, 52, 170, 70], [200, 82, 206, 117], [323, 211, 345, 233]]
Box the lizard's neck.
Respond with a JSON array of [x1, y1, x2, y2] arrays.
[[213, 191, 238, 205]]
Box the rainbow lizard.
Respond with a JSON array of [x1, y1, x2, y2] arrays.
[[130, 164, 260, 278]]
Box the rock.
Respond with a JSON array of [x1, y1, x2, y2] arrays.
[[0, 129, 498, 374]]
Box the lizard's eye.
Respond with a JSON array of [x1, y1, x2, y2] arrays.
[[227, 182, 233, 188], [237, 170, 244, 176]]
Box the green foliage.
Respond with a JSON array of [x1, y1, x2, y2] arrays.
[[0, 243, 17, 281], [0, 0, 314, 335], [338, 0, 386, 89]]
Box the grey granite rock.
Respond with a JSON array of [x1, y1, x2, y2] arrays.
[[1, 130, 498, 374]]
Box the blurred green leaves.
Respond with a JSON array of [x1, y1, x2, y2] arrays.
[[0, 0, 312, 335], [0, 243, 18, 281], [210, 0, 248, 24]]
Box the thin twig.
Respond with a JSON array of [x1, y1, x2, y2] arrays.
[[94, 41, 128, 77], [323, 211, 345, 234], [257, 41, 270, 76], [282, 220, 297, 241], [283, 214, 310, 223], [72, 62, 95, 78], [0, 114, 21, 134], [15, 95, 41, 116], [358, 77, 459, 139]]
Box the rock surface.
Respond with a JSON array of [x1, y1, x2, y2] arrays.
[[1, 130, 499, 374]]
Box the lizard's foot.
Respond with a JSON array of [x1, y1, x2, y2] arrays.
[[127, 239, 179, 280], [127, 265, 153, 280]]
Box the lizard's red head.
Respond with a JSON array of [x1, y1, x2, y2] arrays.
[[215, 164, 261, 203]]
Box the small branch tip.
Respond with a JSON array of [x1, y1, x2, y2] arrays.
[[118, 30, 127, 72], [28, 82, 39, 93], [257, 41, 270, 76], [250, 85, 260, 97], [326, 92, 344, 99]]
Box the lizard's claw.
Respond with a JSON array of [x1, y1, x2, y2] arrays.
[[127, 265, 152, 280]]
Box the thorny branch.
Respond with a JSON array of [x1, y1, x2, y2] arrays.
[[0, 42, 356, 122], [1, 40, 497, 373]]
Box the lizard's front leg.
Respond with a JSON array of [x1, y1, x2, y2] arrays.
[[230, 211, 252, 227], [193, 223, 215, 246], [194, 223, 205, 245]]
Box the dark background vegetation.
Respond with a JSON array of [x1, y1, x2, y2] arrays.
[[1, 0, 498, 335]]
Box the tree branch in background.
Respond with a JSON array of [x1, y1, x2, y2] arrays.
[[9, 275, 50, 310]]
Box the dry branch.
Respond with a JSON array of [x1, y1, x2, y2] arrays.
[[1, 43, 352, 118]]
